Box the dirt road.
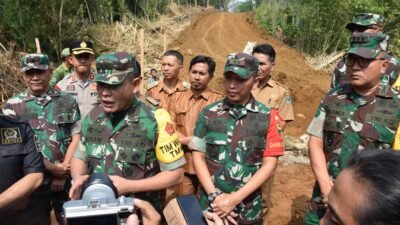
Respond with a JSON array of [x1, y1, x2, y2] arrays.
[[171, 11, 331, 225]]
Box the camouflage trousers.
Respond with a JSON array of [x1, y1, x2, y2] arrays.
[[304, 182, 327, 225]]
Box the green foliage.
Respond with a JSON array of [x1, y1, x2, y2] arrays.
[[255, 0, 400, 57], [234, 0, 253, 12]]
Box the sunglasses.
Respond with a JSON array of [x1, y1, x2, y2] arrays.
[[351, 25, 379, 33], [344, 54, 384, 68]]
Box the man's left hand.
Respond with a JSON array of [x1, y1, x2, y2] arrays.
[[211, 193, 240, 217]]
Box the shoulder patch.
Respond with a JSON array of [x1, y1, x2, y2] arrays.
[[154, 109, 184, 163], [1, 127, 22, 144], [285, 95, 292, 104]]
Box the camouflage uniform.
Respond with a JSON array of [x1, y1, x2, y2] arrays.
[[50, 48, 73, 88], [3, 89, 80, 161], [73, 52, 185, 210], [191, 53, 284, 225], [330, 13, 399, 90], [305, 33, 400, 225], [2, 54, 81, 225]]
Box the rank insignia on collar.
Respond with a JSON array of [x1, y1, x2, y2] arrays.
[[1, 128, 22, 144]]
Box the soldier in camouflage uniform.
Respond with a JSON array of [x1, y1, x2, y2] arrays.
[[69, 52, 185, 211], [3, 53, 81, 225], [50, 48, 73, 88], [330, 13, 399, 90], [191, 53, 284, 225], [305, 33, 400, 225]]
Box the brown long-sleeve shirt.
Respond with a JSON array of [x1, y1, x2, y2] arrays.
[[146, 79, 189, 108]]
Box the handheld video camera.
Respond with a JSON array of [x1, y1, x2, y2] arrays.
[[63, 173, 134, 225]]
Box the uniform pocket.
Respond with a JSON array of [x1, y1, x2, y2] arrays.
[[205, 136, 227, 163], [241, 136, 265, 166], [54, 113, 76, 124]]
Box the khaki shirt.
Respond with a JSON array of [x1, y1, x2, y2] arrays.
[[252, 78, 294, 122], [55, 72, 99, 119], [146, 79, 189, 109], [168, 89, 223, 174]]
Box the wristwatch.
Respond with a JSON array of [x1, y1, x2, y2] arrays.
[[207, 190, 222, 202]]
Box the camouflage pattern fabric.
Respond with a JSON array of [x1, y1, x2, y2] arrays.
[[193, 97, 271, 225], [79, 97, 185, 210], [94, 52, 140, 85], [224, 53, 259, 79], [21, 53, 49, 72], [3, 89, 80, 162], [304, 84, 400, 225], [345, 13, 384, 30], [50, 64, 73, 88]]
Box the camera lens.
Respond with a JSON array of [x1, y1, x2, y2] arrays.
[[81, 173, 118, 200]]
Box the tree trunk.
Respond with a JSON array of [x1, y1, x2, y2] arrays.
[[58, 0, 64, 59], [18, 0, 26, 51], [84, 0, 92, 24]]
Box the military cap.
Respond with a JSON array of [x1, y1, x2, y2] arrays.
[[69, 39, 94, 55], [21, 53, 49, 72], [61, 48, 70, 58], [346, 13, 384, 30], [224, 53, 259, 79], [347, 33, 389, 59], [94, 52, 140, 85]]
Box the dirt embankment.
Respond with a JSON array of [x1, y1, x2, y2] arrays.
[[171, 11, 331, 137], [171, 10, 331, 224]]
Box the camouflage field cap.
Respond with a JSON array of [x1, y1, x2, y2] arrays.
[[346, 13, 384, 30], [224, 53, 259, 79], [61, 48, 70, 58], [347, 33, 388, 59], [69, 39, 94, 55], [94, 52, 139, 85], [21, 53, 50, 72]]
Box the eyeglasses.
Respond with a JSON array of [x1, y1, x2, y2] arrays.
[[344, 54, 384, 68], [351, 25, 379, 33]]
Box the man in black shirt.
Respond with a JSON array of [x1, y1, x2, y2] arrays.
[[0, 115, 45, 225]]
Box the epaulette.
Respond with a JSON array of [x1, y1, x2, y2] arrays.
[[273, 79, 289, 90], [146, 96, 160, 107], [146, 80, 159, 90], [182, 81, 191, 90]]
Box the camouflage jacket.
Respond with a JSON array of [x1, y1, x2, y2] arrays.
[[3, 89, 80, 163], [193, 97, 272, 224], [330, 55, 400, 90], [50, 63, 73, 88], [77, 97, 185, 209], [308, 84, 400, 178]]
